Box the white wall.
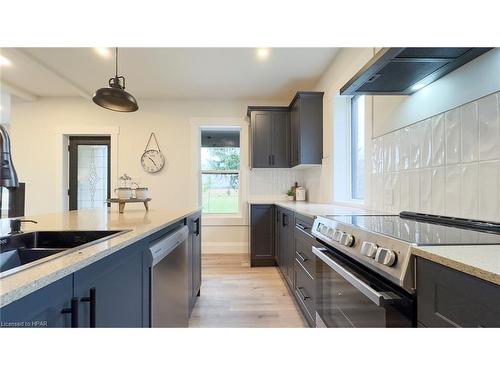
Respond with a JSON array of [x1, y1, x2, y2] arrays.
[[10, 97, 303, 253], [0, 91, 11, 125]]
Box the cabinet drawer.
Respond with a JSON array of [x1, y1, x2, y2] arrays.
[[417, 257, 500, 327], [295, 213, 314, 236], [295, 235, 315, 277], [294, 260, 316, 324]]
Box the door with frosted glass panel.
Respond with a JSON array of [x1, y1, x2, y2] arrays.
[[68, 137, 111, 211]]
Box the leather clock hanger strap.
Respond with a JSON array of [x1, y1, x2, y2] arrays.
[[144, 132, 161, 152]]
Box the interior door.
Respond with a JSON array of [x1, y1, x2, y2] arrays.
[[68, 136, 111, 211]]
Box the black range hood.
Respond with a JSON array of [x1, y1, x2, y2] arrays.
[[340, 47, 493, 96]]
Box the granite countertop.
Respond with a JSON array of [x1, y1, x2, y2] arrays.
[[248, 200, 380, 218], [412, 245, 500, 286], [0, 207, 201, 308]]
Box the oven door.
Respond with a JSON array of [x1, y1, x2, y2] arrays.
[[313, 245, 414, 328]]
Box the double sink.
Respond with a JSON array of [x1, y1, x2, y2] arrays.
[[0, 230, 127, 276]]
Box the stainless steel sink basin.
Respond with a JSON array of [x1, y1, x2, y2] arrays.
[[0, 230, 128, 276]]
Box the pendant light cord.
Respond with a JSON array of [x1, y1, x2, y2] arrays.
[[115, 47, 118, 77]]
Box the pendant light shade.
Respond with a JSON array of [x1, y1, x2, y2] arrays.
[[92, 48, 138, 112]]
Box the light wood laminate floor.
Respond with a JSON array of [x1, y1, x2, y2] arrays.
[[189, 254, 307, 328]]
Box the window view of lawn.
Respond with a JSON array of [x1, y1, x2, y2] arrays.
[[201, 136, 240, 214]]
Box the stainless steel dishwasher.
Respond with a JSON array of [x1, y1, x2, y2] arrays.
[[149, 225, 189, 327]]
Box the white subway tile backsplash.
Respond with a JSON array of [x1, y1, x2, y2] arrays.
[[445, 165, 461, 217], [461, 101, 479, 162], [431, 114, 445, 166], [461, 163, 479, 219], [399, 171, 410, 211], [419, 169, 432, 213], [398, 127, 410, 171], [431, 167, 445, 215], [478, 93, 500, 161], [409, 170, 420, 212], [478, 160, 499, 221], [410, 121, 422, 169], [445, 108, 461, 164], [421, 119, 432, 168], [371, 91, 500, 222]]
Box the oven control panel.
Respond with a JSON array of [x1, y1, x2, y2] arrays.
[[316, 223, 355, 247], [312, 215, 414, 294]]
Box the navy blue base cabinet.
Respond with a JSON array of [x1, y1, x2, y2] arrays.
[[73, 241, 145, 328], [0, 275, 74, 328]]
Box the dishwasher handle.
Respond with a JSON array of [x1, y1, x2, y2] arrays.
[[150, 226, 189, 266]]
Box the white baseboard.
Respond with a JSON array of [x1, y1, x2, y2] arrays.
[[202, 241, 249, 254]]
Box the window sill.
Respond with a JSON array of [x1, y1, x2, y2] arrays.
[[202, 213, 248, 226], [333, 200, 366, 209]]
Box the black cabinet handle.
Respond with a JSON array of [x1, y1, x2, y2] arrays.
[[296, 223, 307, 231], [297, 287, 310, 301], [195, 218, 200, 236], [268, 155, 272, 165], [282, 213, 288, 227], [296, 251, 309, 263], [61, 297, 79, 328], [80, 287, 96, 328], [271, 155, 275, 165]]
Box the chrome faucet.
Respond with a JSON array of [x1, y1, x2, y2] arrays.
[[9, 219, 38, 234]]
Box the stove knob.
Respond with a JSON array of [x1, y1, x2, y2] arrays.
[[360, 241, 378, 258], [340, 232, 355, 247], [375, 247, 397, 267]]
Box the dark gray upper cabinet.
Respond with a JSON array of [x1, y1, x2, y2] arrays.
[[248, 91, 323, 169], [0, 275, 74, 328], [250, 110, 290, 168], [417, 257, 500, 328], [289, 92, 324, 167], [250, 204, 275, 266], [73, 241, 145, 328]]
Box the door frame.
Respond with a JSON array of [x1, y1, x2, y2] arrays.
[[68, 136, 111, 211]]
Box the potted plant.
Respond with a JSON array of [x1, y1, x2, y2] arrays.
[[286, 188, 295, 201]]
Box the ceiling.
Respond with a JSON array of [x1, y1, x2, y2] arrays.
[[0, 48, 338, 101]]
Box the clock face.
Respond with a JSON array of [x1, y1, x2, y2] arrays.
[[141, 149, 165, 173]]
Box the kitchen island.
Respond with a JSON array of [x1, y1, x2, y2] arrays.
[[0, 207, 201, 327]]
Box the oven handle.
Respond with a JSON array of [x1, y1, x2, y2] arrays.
[[312, 246, 397, 306]]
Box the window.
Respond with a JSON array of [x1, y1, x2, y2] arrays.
[[200, 129, 240, 214], [350, 96, 365, 200]]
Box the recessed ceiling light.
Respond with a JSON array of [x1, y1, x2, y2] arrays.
[[256, 48, 270, 60], [0, 55, 12, 66], [94, 47, 112, 58]]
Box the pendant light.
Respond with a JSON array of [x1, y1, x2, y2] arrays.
[[92, 47, 138, 112]]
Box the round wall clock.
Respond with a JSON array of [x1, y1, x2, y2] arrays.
[[141, 133, 166, 173]]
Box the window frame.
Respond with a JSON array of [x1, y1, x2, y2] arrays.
[[349, 95, 365, 203], [198, 126, 242, 217]]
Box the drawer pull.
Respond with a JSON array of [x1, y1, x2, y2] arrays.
[[297, 287, 310, 301], [296, 251, 309, 263]]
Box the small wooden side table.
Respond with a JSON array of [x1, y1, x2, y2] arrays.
[[107, 198, 151, 213]]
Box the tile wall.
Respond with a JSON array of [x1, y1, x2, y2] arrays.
[[248, 169, 303, 201], [371, 91, 500, 221]]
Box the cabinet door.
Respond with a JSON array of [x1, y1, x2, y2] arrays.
[[188, 212, 202, 314], [250, 204, 275, 266], [271, 112, 290, 167], [73, 242, 145, 328], [281, 210, 294, 287], [0, 275, 74, 328], [290, 100, 300, 167], [274, 207, 281, 266], [251, 111, 272, 168]]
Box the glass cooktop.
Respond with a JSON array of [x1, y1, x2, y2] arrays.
[[327, 215, 500, 245]]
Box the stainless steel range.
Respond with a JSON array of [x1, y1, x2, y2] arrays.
[[311, 211, 500, 328]]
